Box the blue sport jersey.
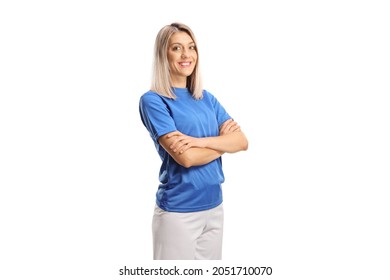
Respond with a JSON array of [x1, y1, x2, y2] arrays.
[[139, 87, 231, 212]]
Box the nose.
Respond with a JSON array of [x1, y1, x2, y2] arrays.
[[181, 48, 189, 58]]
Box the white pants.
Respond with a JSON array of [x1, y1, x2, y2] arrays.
[[152, 204, 224, 260]]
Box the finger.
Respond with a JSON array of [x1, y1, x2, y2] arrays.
[[220, 123, 230, 134], [221, 122, 241, 135], [220, 119, 233, 132], [170, 136, 186, 150], [231, 124, 241, 132], [173, 140, 187, 152], [169, 136, 182, 149], [224, 121, 237, 132], [167, 131, 182, 138], [179, 143, 191, 154], [169, 137, 180, 149], [171, 136, 191, 152]]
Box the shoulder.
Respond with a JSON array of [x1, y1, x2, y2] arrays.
[[140, 90, 160, 101], [201, 89, 215, 100], [201, 89, 219, 103], [139, 90, 167, 106], [202, 89, 212, 96]]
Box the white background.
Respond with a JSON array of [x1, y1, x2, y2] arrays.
[[1, 0, 389, 279]]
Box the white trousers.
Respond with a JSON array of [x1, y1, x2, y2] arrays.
[[152, 204, 224, 260]]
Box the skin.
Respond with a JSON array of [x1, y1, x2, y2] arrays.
[[158, 32, 248, 168], [167, 31, 197, 88]]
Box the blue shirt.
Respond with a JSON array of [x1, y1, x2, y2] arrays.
[[139, 88, 231, 212]]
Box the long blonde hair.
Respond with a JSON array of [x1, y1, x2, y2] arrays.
[[151, 22, 203, 99]]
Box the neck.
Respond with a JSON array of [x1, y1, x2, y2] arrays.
[[171, 76, 187, 88]]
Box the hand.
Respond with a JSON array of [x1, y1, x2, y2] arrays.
[[219, 119, 241, 136], [166, 131, 206, 154]]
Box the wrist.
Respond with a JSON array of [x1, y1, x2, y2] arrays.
[[200, 137, 209, 149]]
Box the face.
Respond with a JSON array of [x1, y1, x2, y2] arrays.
[[167, 31, 197, 87]]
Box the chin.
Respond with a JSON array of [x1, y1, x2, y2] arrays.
[[183, 70, 195, 76]]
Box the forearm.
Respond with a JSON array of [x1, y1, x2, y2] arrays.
[[159, 132, 223, 168], [203, 131, 248, 153], [166, 128, 249, 155], [175, 147, 223, 168]]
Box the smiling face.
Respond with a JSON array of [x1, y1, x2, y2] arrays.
[[167, 31, 197, 88]]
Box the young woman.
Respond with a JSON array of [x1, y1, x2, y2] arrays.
[[139, 22, 248, 260]]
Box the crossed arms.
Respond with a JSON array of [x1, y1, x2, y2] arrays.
[[158, 119, 248, 168]]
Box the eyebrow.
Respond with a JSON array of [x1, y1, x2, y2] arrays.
[[169, 41, 195, 46]]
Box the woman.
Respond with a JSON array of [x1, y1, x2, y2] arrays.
[[139, 22, 248, 260]]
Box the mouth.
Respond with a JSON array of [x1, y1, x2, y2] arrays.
[[178, 61, 192, 68]]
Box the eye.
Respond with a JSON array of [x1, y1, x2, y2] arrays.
[[172, 46, 181, 51], [189, 45, 196, 50]]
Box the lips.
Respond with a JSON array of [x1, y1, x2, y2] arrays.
[[178, 61, 191, 67]]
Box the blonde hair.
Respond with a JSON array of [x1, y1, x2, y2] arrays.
[[151, 22, 203, 99]]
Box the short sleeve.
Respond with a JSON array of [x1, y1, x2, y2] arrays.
[[205, 90, 232, 127], [139, 92, 177, 141]]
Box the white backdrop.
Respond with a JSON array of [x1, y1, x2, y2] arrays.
[[1, 0, 389, 279]]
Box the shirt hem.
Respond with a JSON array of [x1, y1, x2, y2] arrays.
[[156, 200, 223, 213]]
